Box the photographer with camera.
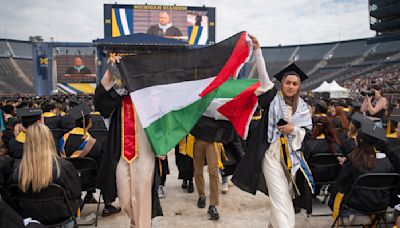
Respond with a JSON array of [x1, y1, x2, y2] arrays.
[[360, 85, 388, 127]]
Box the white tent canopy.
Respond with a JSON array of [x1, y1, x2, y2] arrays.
[[311, 81, 331, 93], [312, 80, 349, 98]]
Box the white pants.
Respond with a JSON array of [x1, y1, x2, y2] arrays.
[[116, 111, 155, 228], [262, 140, 295, 228]]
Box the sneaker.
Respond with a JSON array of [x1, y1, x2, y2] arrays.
[[187, 181, 194, 193], [181, 180, 188, 189], [197, 196, 206, 208], [102, 205, 121, 217], [158, 185, 165, 199], [221, 182, 229, 194], [84, 194, 98, 204], [207, 205, 220, 220]]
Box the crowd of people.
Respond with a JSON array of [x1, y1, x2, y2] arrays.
[[0, 35, 399, 228], [342, 63, 400, 106]]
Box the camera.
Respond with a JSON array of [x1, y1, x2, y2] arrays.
[[361, 90, 374, 97]]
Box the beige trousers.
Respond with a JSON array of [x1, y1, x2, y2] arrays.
[[262, 140, 295, 228], [116, 111, 155, 228], [193, 139, 219, 206]]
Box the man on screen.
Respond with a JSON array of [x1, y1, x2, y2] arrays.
[[147, 11, 183, 38], [65, 56, 92, 74]]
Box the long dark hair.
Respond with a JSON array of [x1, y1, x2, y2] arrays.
[[312, 116, 341, 154], [348, 135, 376, 170]]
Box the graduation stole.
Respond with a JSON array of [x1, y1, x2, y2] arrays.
[[42, 112, 57, 118], [121, 96, 138, 163], [214, 142, 228, 170], [16, 131, 26, 143], [59, 128, 95, 158], [178, 134, 195, 158]]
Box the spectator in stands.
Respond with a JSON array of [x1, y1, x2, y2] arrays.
[[65, 57, 92, 75], [8, 123, 82, 223], [147, 11, 183, 38], [360, 85, 388, 126]]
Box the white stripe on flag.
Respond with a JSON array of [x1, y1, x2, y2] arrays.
[[130, 77, 216, 128], [203, 98, 232, 120], [119, 8, 131, 35]]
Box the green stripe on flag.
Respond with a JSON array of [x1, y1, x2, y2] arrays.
[[215, 79, 258, 98], [144, 90, 217, 156]]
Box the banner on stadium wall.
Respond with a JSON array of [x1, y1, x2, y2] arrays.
[[104, 4, 215, 45], [38, 55, 48, 80]]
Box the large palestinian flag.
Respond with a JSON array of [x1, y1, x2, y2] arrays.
[[118, 32, 255, 156]]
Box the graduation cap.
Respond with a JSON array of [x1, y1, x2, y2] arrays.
[[68, 97, 80, 107], [16, 108, 42, 128], [273, 63, 308, 82], [68, 103, 92, 121], [351, 112, 372, 129], [315, 100, 328, 114], [358, 121, 387, 145]]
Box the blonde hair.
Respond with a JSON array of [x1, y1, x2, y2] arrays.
[[18, 123, 60, 192]]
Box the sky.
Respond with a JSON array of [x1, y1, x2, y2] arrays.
[[0, 0, 375, 46]]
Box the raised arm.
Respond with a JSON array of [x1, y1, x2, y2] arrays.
[[249, 35, 274, 96]]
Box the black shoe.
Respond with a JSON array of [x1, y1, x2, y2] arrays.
[[84, 194, 98, 204], [102, 205, 121, 217], [197, 196, 206, 208], [187, 181, 194, 193], [207, 205, 220, 220], [181, 180, 188, 189]]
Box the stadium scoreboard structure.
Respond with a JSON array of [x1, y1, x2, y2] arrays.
[[369, 0, 400, 35], [104, 4, 216, 45]]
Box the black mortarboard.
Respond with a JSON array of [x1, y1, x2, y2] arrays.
[[358, 121, 387, 144], [68, 103, 92, 121], [16, 108, 42, 128], [68, 97, 80, 107], [351, 112, 371, 129], [274, 63, 308, 82], [315, 100, 328, 114]]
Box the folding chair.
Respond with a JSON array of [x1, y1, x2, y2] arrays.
[[309, 153, 342, 216], [66, 157, 101, 226], [332, 173, 400, 227], [8, 183, 78, 228]]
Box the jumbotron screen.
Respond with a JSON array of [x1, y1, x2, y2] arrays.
[[104, 4, 216, 45]]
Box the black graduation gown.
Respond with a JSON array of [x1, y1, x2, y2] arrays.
[[0, 155, 14, 186], [93, 84, 163, 218], [60, 115, 75, 131], [63, 133, 103, 166], [334, 157, 395, 212], [340, 138, 357, 156], [7, 138, 23, 159], [0, 197, 25, 228], [388, 145, 400, 206], [303, 139, 343, 183], [174, 145, 194, 181], [90, 114, 107, 130], [43, 116, 62, 129], [8, 158, 82, 224], [231, 88, 277, 195], [221, 133, 245, 177]]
